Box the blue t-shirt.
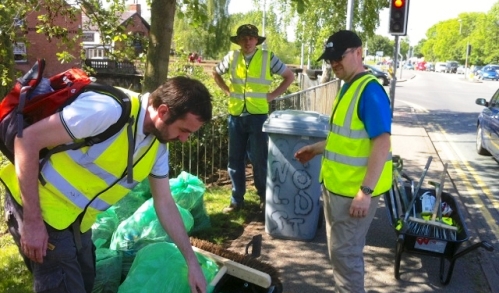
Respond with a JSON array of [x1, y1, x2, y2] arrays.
[[338, 80, 391, 138]]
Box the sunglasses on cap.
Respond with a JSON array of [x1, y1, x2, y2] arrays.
[[325, 47, 358, 65]]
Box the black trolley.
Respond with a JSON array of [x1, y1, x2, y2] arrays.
[[386, 157, 494, 285]]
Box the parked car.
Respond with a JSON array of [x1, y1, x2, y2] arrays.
[[478, 66, 499, 81], [403, 63, 414, 70], [456, 65, 466, 74], [445, 61, 459, 73], [435, 62, 447, 73], [472, 65, 484, 75], [416, 62, 426, 71], [425, 62, 435, 71], [475, 91, 499, 160], [364, 64, 390, 86]]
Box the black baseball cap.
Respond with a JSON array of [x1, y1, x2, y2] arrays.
[[317, 30, 362, 62]]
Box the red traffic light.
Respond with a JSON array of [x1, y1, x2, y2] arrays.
[[393, 0, 404, 8]]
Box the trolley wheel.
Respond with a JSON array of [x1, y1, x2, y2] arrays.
[[394, 234, 404, 279]]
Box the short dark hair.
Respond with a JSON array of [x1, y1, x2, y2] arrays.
[[149, 76, 213, 124]]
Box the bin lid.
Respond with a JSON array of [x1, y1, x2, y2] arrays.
[[262, 110, 329, 138]]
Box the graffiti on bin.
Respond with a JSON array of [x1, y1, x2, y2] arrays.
[[266, 137, 321, 238]]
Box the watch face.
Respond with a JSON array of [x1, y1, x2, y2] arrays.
[[361, 186, 373, 195]]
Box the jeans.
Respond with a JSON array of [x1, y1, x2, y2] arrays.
[[228, 114, 268, 205]]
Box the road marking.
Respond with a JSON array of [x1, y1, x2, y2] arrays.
[[432, 124, 499, 237]]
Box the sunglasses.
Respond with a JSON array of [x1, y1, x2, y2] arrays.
[[325, 48, 357, 64]]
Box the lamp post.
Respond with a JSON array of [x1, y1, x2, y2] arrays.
[[459, 19, 469, 79], [262, 0, 267, 50]]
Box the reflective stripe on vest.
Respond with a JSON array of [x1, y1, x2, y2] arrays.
[[228, 50, 272, 115], [0, 93, 161, 232], [321, 74, 392, 196]]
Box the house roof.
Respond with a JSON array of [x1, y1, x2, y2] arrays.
[[82, 8, 150, 32]]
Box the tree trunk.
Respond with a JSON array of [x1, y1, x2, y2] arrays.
[[143, 0, 176, 93]]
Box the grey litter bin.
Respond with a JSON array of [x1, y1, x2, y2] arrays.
[[262, 110, 329, 241]]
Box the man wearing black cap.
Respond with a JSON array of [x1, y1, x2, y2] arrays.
[[295, 30, 392, 293], [213, 24, 295, 213]]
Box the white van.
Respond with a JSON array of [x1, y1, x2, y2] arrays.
[[435, 62, 447, 73]]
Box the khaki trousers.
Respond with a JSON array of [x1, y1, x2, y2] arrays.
[[322, 187, 380, 293]]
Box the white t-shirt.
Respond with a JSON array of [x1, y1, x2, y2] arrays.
[[60, 91, 169, 177]]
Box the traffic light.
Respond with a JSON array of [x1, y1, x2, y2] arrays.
[[389, 0, 410, 36]]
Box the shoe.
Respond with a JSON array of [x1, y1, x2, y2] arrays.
[[223, 203, 242, 214]]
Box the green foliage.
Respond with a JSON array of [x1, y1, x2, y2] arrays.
[[284, 0, 389, 67], [366, 35, 394, 58], [418, 5, 499, 66]]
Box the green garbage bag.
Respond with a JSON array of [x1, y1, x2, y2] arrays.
[[110, 198, 194, 251], [109, 198, 194, 278], [92, 208, 119, 249], [92, 248, 122, 293], [112, 180, 152, 222], [118, 242, 218, 293], [170, 171, 211, 233]]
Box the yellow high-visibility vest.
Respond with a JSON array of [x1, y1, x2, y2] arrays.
[[320, 74, 392, 196], [0, 91, 161, 232], [228, 49, 272, 115]]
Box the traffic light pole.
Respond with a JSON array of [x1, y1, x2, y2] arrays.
[[389, 36, 400, 117]]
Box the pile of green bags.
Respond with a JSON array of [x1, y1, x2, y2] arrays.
[[91, 172, 215, 293]]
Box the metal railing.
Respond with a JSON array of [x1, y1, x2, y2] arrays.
[[168, 75, 341, 183], [84, 59, 139, 75]]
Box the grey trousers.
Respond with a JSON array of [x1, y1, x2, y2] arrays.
[[4, 191, 96, 293], [322, 187, 380, 293]]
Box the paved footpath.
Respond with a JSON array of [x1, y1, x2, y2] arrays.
[[228, 105, 496, 293]]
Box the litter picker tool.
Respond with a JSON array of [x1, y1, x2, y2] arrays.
[[395, 156, 432, 232], [407, 163, 458, 240]]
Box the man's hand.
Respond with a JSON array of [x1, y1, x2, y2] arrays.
[[294, 140, 326, 164], [21, 218, 48, 263], [294, 145, 316, 164], [188, 262, 207, 293], [349, 190, 371, 218]]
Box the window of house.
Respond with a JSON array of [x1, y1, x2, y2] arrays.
[[82, 32, 95, 42], [13, 18, 24, 27], [13, 42, 27, 63], [85, 47, 107, 59]]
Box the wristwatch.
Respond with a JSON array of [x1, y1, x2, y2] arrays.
[[360, 185, 374, 195]]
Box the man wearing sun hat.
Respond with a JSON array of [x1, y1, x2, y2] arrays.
[[294, 30, 392, 293], [213, 24, 295, 214]]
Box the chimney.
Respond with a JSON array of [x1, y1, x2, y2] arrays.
[[128, 3, 141, 16]]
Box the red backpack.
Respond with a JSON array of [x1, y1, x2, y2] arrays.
[[0, 59, 133, 181]]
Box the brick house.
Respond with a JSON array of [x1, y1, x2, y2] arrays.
[[82, 3, 149, 60], [14, 3, 82, 76], [14, 3, 149, 77]]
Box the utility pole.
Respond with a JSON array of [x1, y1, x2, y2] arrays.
[[389, 36, 399, 117], [262, 0, 267, 50], [346, 0, 354, 29]]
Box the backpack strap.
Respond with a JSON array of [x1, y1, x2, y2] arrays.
[[38, 84, 134, 184]]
